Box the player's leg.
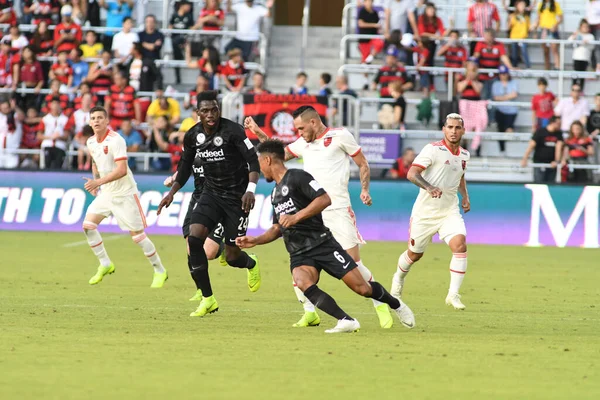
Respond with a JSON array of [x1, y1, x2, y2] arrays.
[[83, 194, 114, 285], [439, 214, 468, 310], [206, 223, 227, 266], [130, 228, 168, 288], [188, 222, 220, 316], [291, 278, 320, 328], [222, 207, 260, 292]]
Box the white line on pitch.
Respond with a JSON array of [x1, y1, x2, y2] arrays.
[[63, 235, 123, 248]]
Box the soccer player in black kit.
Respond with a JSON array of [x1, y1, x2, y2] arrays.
[[158, 91, 261, 317], [237, 140, 416, 333]]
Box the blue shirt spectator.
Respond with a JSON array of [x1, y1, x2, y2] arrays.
[[118, 121, 143, 170], [104, 0, 133, 37], [70, 49, 89, 88], [491, 76, 519, 115]]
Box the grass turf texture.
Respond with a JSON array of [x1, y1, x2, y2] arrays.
[[0, 231, 598, 400]]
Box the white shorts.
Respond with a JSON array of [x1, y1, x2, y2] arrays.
[[322, 206, 366, 250], [408, 212, 466, 253], [86, 192, 147, 232]]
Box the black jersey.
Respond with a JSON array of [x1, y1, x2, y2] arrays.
[[271, 169, 332, 256], [176, 119, 259, 201]]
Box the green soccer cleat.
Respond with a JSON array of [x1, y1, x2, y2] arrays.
[[189, 289, 203, 301], [375, 303, 394, 329], [218, 251, 228, 267], [292, 311, 321, 328], [190, 295, 219, 317], [247, 254, 261, 292], [88, 263, 115, 285], [150, 270, 168, 288]]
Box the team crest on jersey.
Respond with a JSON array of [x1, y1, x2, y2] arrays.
[[462, 160, 466, 170], [213, 136, 223, 146], [196, 133, 206, 144], [281, 185, 289, 196], [324, 136, 332, 147], [103, 146, 108, 154]]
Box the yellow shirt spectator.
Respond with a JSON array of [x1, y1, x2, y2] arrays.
[[80, 43, 104, 59], [179, 117, 197, 133], [510, 14, 530, 39], [147, 97, 181, 125], [537, 1, 563, 30]]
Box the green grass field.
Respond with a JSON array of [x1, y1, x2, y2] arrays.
[[1, 231, 599, 400]]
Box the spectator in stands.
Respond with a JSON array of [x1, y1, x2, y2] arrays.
[[492, 65, 519, 156], [437, 30, 467, 88], [389, 147, 415, 179], [147, 88, 181, 127], [139, 15, 165, 60], [412, 37, 432, 95], [531, 77, 556, 131], [50, 50, 74, 91], [152, 118, 185, 172], [467, 0, 500, 54], [389, 80, 407, 130], [0, 1, 16, 26], [358, 0, 385, 64], [373, 46, 412, 98], [193, 0, 225, 50], [0, 41, 11, 92], [533, 0, 563, 70], [185, 44, 221, 90], [586, 0, 600, 72], [112, 17, 139, 63], [24, 0, 59, 26], [290, 72, 308, 95], [226, 0, 274, 61], [457, 57, 487, 156], [184, 74, 210, 110], [20, 107, 42, 169], [318, 73, 332, 97], [54, 5, 83, 54], [12, 46, 44, 111], [587, 93, 600, 137], [569, 19, 595, 91], [417, 2, 450, 68], [38, 98, 69, 169], [7, 26, 29, 53], [457, 58, 483, 101], [221, 48, 248, 92], [248, 71, 270, 95], [384, 0, 419, 42], [87, 0, 102, 27], [67, 93, 92, 170], [126, 43, 162, 92], [73, 82, 98, 111], [105, 71, 140, 130], [473, 28, 513, 101], [42, 79, 72, 116], [561, 121, 594, 183], [149, 115, 173, 171], [68, 0, 87, 25], [554, 83, 590, 133], [80, 31, 104, 59], [30, 21, 54, 82], [87, 50, 114, 101], [0, 100, 21, 169], [75, 125, 94, 170], [118, 119, 143, 170], [508, 0, 531, 69], [169, 0, 195, 85], [521, 115, 563, 183], [331, 75, 358, 126], [502, 0, 533, 14], [70, 48, 89, 88], [100, 0, 134, 50]]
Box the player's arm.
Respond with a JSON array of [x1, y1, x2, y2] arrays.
[[520, 139, 537, 167], [158, 133, 195, 214], [236, 224, 283, 248], [280, 172, 331, 228], [458, 175, 470, 213], [232, 125, 260, 212], [244, 116, 270, 142], [84, 159, 127, 193], [407, 165, 442, 198], [352, 150, 372, 206]]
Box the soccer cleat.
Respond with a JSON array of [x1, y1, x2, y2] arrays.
[[446, 293, 466, 310], [88, 263, 115, 285], [218, 251, 228, 267], [394, 299, 416, 329], [324, 318, 360, 334], [292, 311, 321, 327], [190, 295, 219, 317], [189, 289, 203, 301], [247, 254, 261, 292], [150, 270, 168, 288], [390, 273, 404, 298], [375, 304, 394, 329]]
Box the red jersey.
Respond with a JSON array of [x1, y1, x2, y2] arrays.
[[412, 46, 430, 66], [51, 63, 73, 86], [42, 93, 72, 116], [199, 8, 225, 31], [18, 61, 44, 86], [443, 45, 468, 68], [0, 6, 17, 26], [90, 62, 113, 94], [25, 0, 60, 25], [459, 78, 481, 100], [168, 143, 183, 172], [391, 157, 410, 179], [374, 65, 409, 97], [566, 137, 593, 159], [108, 84, 137, 119], [417, 16, 444, 36], [220, 61, 247, 88], [21, 120, 41, 149], [73, 94, 98, 111], [0, 52, 10, 86], [53, 22, 83, 53], [531, 92, 556, 119], [474, 41, 506, 81], [33, 36, 54, 55], [467, 2, 500, 37]]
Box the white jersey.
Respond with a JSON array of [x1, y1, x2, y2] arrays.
[[87, 130, 138, 197], [287, 127, 361, 210], [411, 140, 470, 218], [39, 113, 69, 150]]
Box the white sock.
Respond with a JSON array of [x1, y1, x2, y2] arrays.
[[449, 252, 467, 294], [356, 261, 384, 307], [292, 280, 315, 312], [395, 251, 414, 282], [132, 233, 165, 273], [83, 222, 112, 267]]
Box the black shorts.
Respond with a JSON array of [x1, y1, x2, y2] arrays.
[[183, 193, 225, 244], [290, 239, 357, 280], [190, 191, 249, 246], [495, 110, 517, 133]]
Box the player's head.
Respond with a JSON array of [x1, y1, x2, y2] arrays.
[[90, 106, 109, 135], [256, 139, 286, 182], [196, 90, 220, 131], [292, 105, 323, 143], [442, 113, 465, 145]]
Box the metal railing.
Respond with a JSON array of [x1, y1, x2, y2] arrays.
[[300, 0, 311, 72]]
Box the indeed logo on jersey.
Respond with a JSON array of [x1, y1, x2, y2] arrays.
[[196, 148, 225, 162], [274, 198, 296, 215]]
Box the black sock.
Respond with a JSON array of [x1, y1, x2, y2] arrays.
[[368, 281, 400, 309], [227, 251, 256, 269], [304, 284, 353, 320], [189, 236, 212, 297], [188, 255, 202, 290]]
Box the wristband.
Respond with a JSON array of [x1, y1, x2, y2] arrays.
[[246, 182, 257, 193]]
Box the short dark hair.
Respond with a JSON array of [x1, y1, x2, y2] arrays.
[[49, 97, 61, 104], [549, 115, 561, 124], [538, 77, 548, 86], [297, 72, 308, 79], [257, 139, 285, 161], [450, 29, 460, 36], [75, 47, 84, 57], [321, 73, 331, 84], [123, 16, 133, 24], [90, 106, 108, 116], [292, 105, 317, 119], [82, 125, 94, 137], [197, 90, 218, 104]]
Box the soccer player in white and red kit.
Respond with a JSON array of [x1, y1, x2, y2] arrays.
[[82, 106, 168, 288], [245, 106, 415, 329], [391, 113, 471, 309]]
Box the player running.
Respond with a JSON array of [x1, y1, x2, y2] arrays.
[[391, 113, 471, 309], [245, 107, 397, 329], [82, 106, 168, 288], [158, 91, 261, 317], [237, 140, 415, 332]]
